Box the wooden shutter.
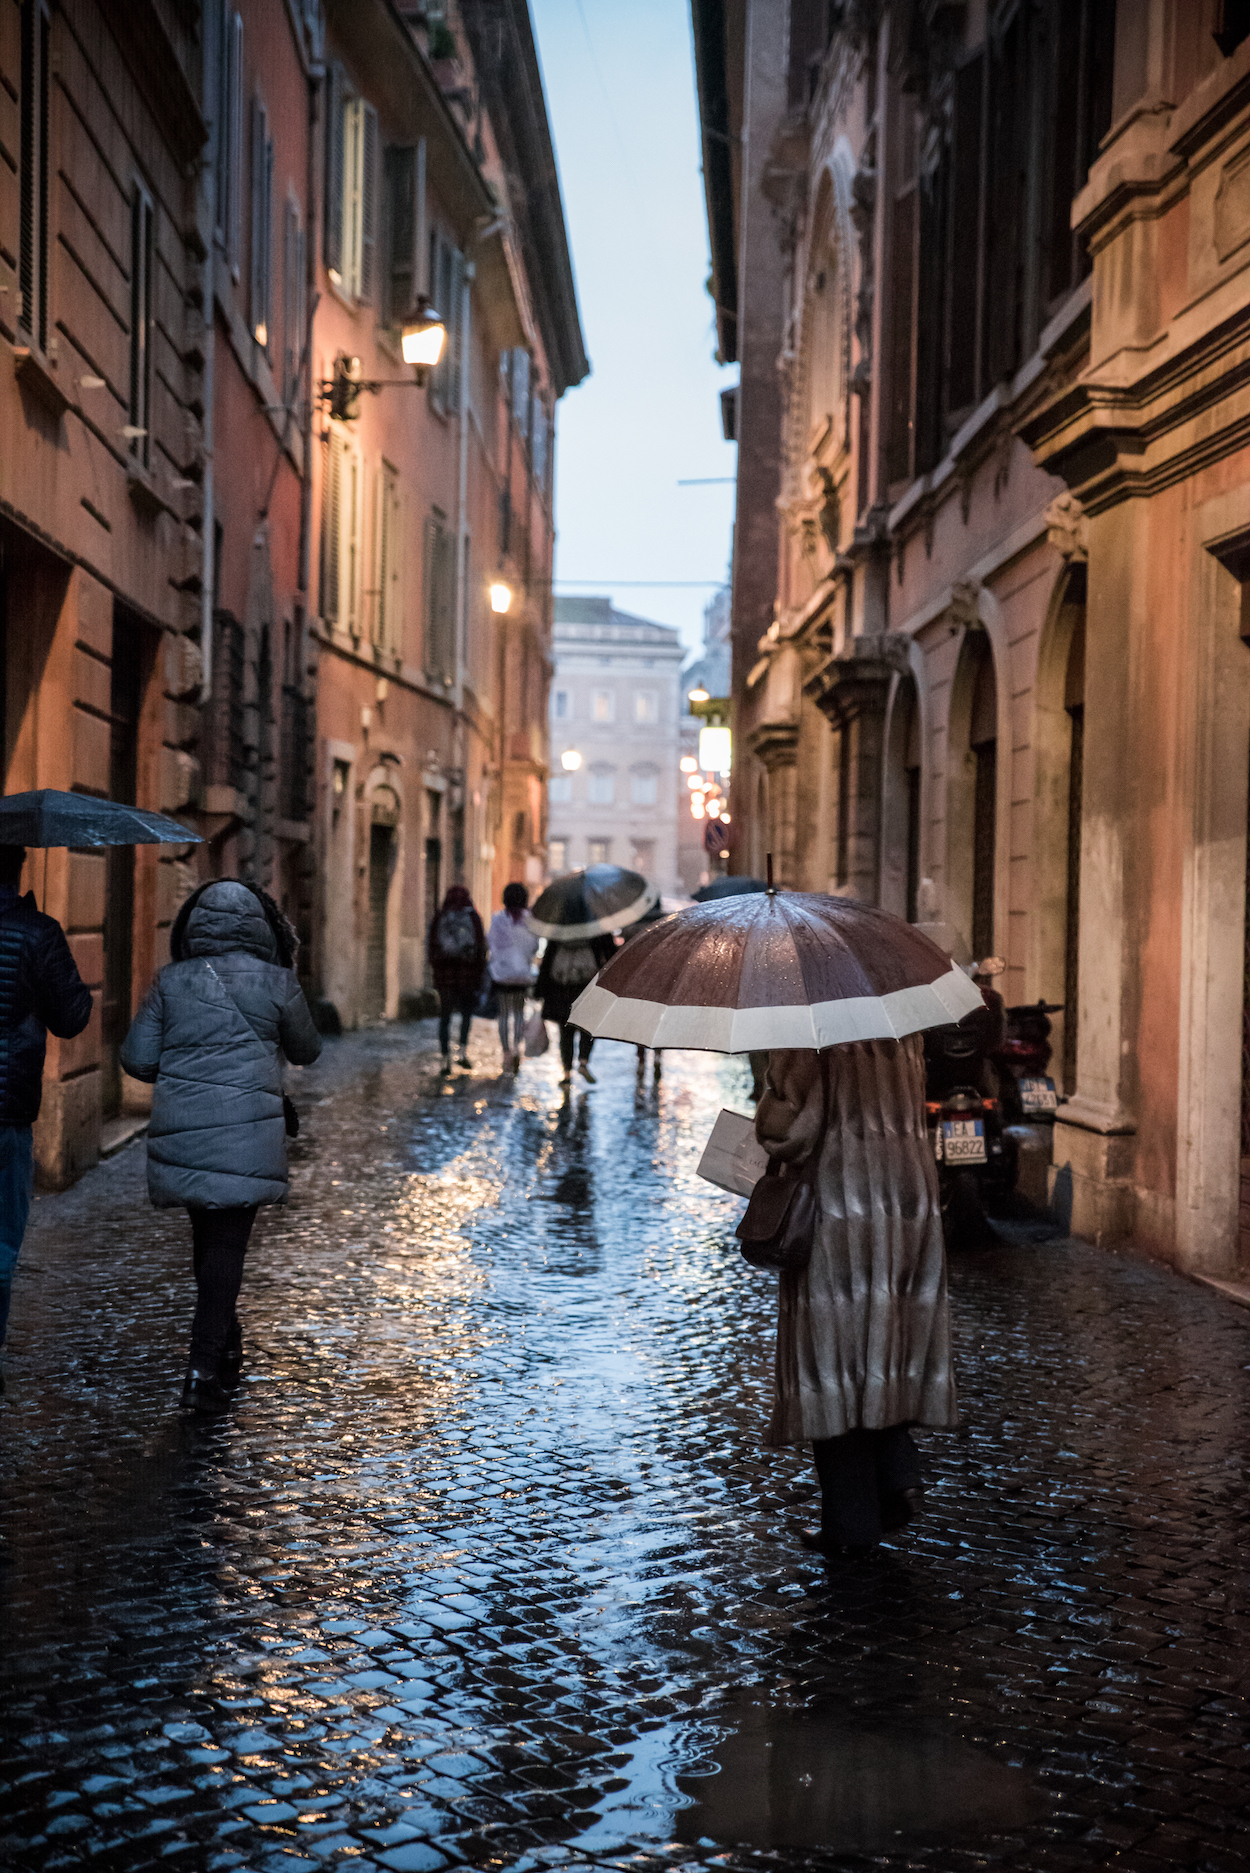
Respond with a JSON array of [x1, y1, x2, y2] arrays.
[[359, 102, 379, 305], [321, 433, 342, 623], [323, 61, 344, 277], [423, 513, 455, 683], [382, 141, 425, 322], [447, 245, 465, 410]]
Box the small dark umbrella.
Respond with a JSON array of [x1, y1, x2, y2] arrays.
[[528, 864, 655, 941], [692, 875, 768, 903], [0, 790, 201, 848]]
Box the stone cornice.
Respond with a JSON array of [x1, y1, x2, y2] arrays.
[[1020, 302, 1250, 510]]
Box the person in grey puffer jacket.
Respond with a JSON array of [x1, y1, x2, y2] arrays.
[[121, 879, 321, 1413]]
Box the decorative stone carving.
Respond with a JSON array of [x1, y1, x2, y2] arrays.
[[1214, 146, 1250, 262], [808, 631, 910, 728], [1044, 491, 1089, 561], [949, 577, 982, 627]]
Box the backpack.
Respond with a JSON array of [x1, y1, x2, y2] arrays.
[[438, 908, 478, 960], [551, 942, 597, 988]]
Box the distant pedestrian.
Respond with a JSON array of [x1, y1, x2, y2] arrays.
[[120, 879, 321, 1415], [536, 932, 616, 1085], [620, 899, 668, 1083], [428, 885, 487, 1074], [754, 1038, 958, 1551], [0, 846, 92, 1391], [487, 883, 539, 1072]]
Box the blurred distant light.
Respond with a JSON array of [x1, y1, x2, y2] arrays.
[[679, 755, 698, 773], [560, 749, 582, 772], [688, 686, 710, 704], [699, 726, 732, 775], [489, 581, 513, 614]]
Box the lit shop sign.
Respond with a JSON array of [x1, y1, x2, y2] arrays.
[[698, 726, 732, 775]]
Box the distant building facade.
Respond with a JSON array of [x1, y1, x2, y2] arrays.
[[548, 597, 684, 894], [694, 1, 1250, 1279]]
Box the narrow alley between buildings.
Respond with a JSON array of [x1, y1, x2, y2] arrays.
[[1, 1030, 1248, 1873]]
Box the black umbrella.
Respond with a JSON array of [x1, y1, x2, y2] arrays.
[[692, 875, 768, 903], [528, 864, 655, 941], [0, 790, 201, 848]]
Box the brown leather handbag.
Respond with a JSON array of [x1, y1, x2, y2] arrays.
[[734, 1053, 829, 1274]]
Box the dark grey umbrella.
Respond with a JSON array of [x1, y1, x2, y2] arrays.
[[692, 875, 768, 903], [0, 790, 201, 847], [528, 864, 655, 940]]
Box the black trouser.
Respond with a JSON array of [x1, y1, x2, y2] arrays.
[[559, 1024, 593, 1071], [438, 988, 476, 1054], [188, 1206, 258, 1368], [812, 1425, 922, 1547]]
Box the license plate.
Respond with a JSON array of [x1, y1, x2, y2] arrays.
[[942, 1118, 987, 1164], [1020, 1076, 1058, 1113]]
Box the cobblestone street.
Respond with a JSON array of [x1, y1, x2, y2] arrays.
[[1, 1028, 1249, 1872]]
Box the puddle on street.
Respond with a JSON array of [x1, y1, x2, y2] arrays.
[[672, 1706, 1048, 1853]]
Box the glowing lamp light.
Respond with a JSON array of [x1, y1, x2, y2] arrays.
[[489, 581, 512, 614], [720, 813, 731, 825], [691, 801, 705, 819], [560, 749, 582, 772], [686, 773, 702, 791], [401, 298, 447, 369], [679, 755, 699, 774], [688, 686, 710, 704]]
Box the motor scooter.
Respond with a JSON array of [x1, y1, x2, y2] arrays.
[[995, 999, 1064, 1122], [923, 969, 1016, 1250]]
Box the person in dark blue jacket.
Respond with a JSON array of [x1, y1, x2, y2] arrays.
[[0, 845, 93, 1388]]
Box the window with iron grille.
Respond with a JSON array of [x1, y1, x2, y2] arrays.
[[250, 97, 273, 349]]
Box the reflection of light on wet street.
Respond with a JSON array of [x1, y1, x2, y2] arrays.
[[2, 1025, 1249, 1869]]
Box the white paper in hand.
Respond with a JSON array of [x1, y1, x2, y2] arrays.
[[697, 1109, 771, 1198]]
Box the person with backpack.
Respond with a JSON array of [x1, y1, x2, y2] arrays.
[[487, 882, 539, 1072], [0, 845, 93, 1393], [120, 879, 321, 1414], [428, 885, 487, 1074], [535, 931, 616, 1085]]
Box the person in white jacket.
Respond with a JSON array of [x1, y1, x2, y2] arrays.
[[487, 883, 539, 1071]]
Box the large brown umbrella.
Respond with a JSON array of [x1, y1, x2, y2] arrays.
[[569, 888, 983, 1051]]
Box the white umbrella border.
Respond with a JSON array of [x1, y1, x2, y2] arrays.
[[570, 959, 983, 1053]]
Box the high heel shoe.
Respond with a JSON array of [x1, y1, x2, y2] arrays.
[[181, 1365, 232, 1415]]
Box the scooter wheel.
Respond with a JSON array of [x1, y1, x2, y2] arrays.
[[943, 1170, 997, 1252]]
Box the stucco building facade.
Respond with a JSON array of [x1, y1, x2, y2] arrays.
[[695, 0, 1250, 1279]]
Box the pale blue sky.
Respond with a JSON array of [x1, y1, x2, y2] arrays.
[[529, 0, 738, 654]]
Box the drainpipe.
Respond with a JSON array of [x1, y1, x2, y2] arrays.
[[299, 54, 322, 598], [454, 260, 474, 711]]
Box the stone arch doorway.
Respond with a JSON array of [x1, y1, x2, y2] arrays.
[[947, 631, 999, 959], [882, 672, 921, 921], [1031, 563, 1087, 1093], [364, 780, 400, 1022]]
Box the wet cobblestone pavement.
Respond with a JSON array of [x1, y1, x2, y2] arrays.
[[2, 1027, 1250, 1872]]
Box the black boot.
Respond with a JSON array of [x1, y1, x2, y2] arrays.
[[181, 1364, 232, 1414], [219, 1320, 243, 1390]]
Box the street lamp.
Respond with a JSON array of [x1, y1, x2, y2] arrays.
[[401, 297, 447, 373], [560, 749, 582, 772], [489, 581, 513, 614], [321, 297, 448, 419], [688, 686, 710, 704]]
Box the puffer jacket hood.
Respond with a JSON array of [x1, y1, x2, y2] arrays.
[[178, 881, 278, 963]]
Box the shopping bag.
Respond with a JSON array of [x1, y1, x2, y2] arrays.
[[524, 1009, 549, 1057]]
